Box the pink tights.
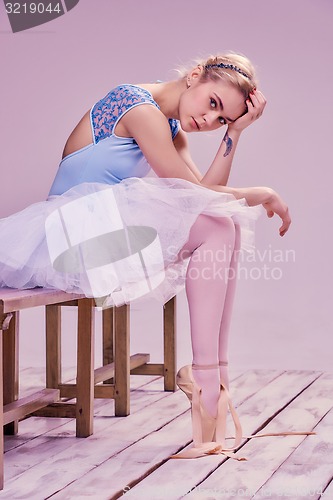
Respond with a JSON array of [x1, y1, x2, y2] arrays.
[[180, 215, 241, 418]]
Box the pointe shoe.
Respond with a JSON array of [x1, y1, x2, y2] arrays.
[[175, 364, 218, 443], [171, 364, 245, 460], [171, 364, 222, 459]]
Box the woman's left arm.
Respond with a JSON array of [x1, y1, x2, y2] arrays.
[[201, 89, 267, 186], [173, 129, 203, 182]]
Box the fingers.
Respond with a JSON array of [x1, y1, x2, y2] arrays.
[[279, 220, 291, 237], [279, 210, 292, 237], [264, 201, 291, 236], [248, 89, 267, 119], [250, 89, 266, 106], [264, 204, 274, 218], [244, 98, 258, 122], [229, 89, 266, 132]]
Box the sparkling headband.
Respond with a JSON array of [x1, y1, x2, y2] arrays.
[[204, 63, 250, 80]]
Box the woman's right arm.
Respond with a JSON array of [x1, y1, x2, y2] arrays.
[[122, 105, 291, 235], [199, 184, 291, 236]]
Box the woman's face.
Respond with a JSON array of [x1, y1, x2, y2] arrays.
[[179, 74, 247, 133]]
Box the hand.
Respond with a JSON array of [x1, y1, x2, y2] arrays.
[[263, 190, 291, 237], [216, 185, 291, 236], [228, 89, 267, 133]]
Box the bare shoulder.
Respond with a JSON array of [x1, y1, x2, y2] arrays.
[[119, 103, 172, 139]]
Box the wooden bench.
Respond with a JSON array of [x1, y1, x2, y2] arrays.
[[0, 287, 176, 490]]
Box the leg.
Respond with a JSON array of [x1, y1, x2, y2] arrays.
[[0, 328, 3, 490], [218, 223, 241, 389], [76, 298, 95, 437], [102, 307, 114, 385], [3, 311, 19, 435], [163, 297, 177, 391], [181, 215, 236, 417], [46, 305, 62, 390], [114, 304, 130, 416]]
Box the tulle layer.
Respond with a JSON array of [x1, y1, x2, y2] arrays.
[[0, 178, 263, 307]]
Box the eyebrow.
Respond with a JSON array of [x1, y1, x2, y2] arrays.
[[214, 93, 235, 123]]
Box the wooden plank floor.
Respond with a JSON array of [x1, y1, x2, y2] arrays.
[[1, 368, 333, 499]]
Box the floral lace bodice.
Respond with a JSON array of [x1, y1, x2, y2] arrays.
[[91, 84, 179, 144]]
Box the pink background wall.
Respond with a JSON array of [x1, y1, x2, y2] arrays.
[[0, 0, 332, 372]]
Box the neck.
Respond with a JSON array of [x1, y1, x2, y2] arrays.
[[138, 79, 186, 120]]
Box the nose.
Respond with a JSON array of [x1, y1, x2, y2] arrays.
[[203, 110, 218, 127]]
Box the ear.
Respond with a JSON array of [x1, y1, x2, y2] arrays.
[[187, 65, 204, 86]]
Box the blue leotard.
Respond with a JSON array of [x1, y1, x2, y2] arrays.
[[48, 84, 180, 196]]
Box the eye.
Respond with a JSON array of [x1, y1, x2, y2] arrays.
[[210, 98, 225, 125], [210, 98, 217, 108]]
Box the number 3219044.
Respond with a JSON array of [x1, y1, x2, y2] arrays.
[[5, 3, 61, 14]]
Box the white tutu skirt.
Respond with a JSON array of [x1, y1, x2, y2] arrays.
[[0, 178, 262, 307]]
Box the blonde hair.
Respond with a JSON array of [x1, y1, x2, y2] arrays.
[[179, 52, 258, 98]]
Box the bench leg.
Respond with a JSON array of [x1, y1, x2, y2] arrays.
[[46, 305, 61, 390], [163, 297, 177, 391], [0, 328, 4, 490], [114, 304, 130, 416], [102, 307, 114, 384], [3, 311, 19, 435], [76, 298, 95, 437]]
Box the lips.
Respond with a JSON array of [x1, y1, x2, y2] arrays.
[[192, 117, 200, 130]]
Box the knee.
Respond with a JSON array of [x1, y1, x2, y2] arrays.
[[218, 216, 236, 231], [215, 216, 236, 244], [201, 215, 236, 250], [187, 215, 236, 251], [200, 214, 235, 231]]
